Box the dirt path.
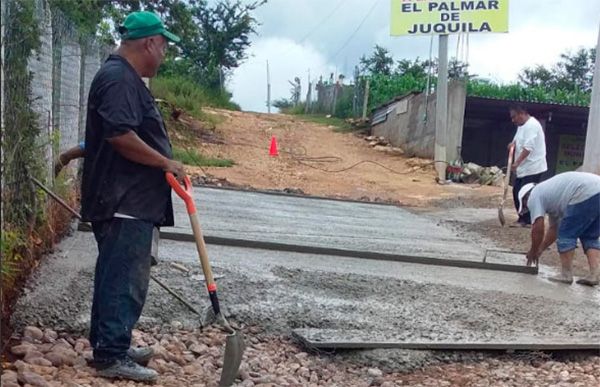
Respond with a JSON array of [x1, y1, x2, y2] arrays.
[[184, 109, 501, 207]]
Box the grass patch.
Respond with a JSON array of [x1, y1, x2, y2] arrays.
[[151, 75, 240, 122], [293, 114, 355, 133], [173, 147, 234, 167]]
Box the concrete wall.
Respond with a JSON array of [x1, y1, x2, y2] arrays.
[[371, 81, 466, 159]]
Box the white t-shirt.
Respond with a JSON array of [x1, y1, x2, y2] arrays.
[[527, 172, 600, 225], [513, 116, 547, 178]]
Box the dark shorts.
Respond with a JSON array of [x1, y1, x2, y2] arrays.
[[557, 193, 600, 253]]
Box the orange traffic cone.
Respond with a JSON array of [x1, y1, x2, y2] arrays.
[[269, 135, 279, 157]]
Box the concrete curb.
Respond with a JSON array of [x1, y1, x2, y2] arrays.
[[78, 223, 537, 275], [292, 329, 600, 351]]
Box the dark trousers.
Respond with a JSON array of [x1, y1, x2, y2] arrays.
[[512, 172, 544, 224], [90, 218, 153, 362]]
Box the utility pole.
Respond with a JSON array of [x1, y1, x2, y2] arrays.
[[305, 68, 311, 114], [266, 60, 271, 114], [362, 78, 370, 120], [582, 22, 600, 174], [434, 34, 449, 182]]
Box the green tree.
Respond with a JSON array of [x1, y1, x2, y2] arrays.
[[360, 45, 394, 76], [518, 64, 554, 88], [49, 0, 265, 93], [396, 58, 429, 79], [185, 0, 266, 90], [518, 47, 595, 93], [554, 48, 596, 93]]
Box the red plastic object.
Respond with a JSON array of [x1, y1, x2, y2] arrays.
[[269, 135, 279, 157], [165, 172, 197, 215]]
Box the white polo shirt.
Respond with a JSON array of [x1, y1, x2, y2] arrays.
[[513, 116, 547, 178]]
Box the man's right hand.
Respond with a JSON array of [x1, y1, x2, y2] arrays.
[[163, 159, 185, 180]]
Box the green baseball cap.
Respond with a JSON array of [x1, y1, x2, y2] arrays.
[[118, 11, 180, 43]]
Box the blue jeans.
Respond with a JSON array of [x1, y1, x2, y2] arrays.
[[557, 193, 600, 253], [90, 218, 153, 362]]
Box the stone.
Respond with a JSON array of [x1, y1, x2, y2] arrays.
[[24, 351, 45, 361], [42, 330, 58, 343], [51, 347, 78, 366], [2, 370, 19, 383], [18, 370, 50, 387], [44, 352, 66, 367], [297, 366, 310, 378], [74, 339, 89, 353], [239, 367, 251, 380], [189, 343, 208, 356], [309, 371, 319, 383], [182, 362, 203, 375], [37, 343, 54, 353], [24, 326, 44, 341], [11, 343, 36, 356], [25, 357, 53, 367], [367, 368, 383, 377]]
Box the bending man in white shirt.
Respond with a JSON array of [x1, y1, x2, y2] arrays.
[[518, 171, 600, 286]]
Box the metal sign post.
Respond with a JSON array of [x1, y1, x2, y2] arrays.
[[435, 34, 448, 182]]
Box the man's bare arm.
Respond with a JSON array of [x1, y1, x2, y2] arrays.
[[527, 217, 545, 266], [107, 131, 185, 176]]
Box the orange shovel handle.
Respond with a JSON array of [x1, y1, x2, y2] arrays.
[[166, 172, 196, 215]]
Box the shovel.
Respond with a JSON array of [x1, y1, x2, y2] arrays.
[[166, 172, 244, 387], [498, 144, 515, 227]]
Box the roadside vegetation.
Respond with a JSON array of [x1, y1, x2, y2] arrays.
[[278, 44, 594, 120], [173, 147, 234, 168]]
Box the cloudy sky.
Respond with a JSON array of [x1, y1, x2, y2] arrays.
[[228, 0, 600, 113]]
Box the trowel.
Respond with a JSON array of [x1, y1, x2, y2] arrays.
[[498, 144, 514, 227], [166, 173, 244, 387]]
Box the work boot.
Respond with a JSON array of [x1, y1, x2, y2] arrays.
[[127, 346, 154, 366], [548, 272, 573, 284], [96, 356, 158, 382], [576, 274, 599, 287]]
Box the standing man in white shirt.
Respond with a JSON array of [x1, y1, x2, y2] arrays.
[[508, 105, 548, 226]]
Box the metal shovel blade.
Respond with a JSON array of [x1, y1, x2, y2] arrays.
[[498, 202, 506, 227], [219, 331, 245, 387]]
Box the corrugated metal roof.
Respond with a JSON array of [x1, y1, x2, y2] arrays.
[[370, 91, 420, 113], [466, 95, 589, 109]]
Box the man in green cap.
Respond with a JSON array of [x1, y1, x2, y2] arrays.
[[81, 11, 183, 382]]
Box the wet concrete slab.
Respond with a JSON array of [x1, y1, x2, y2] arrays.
[[13, 231, 599, 354], [164, 186, 524, 267]]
